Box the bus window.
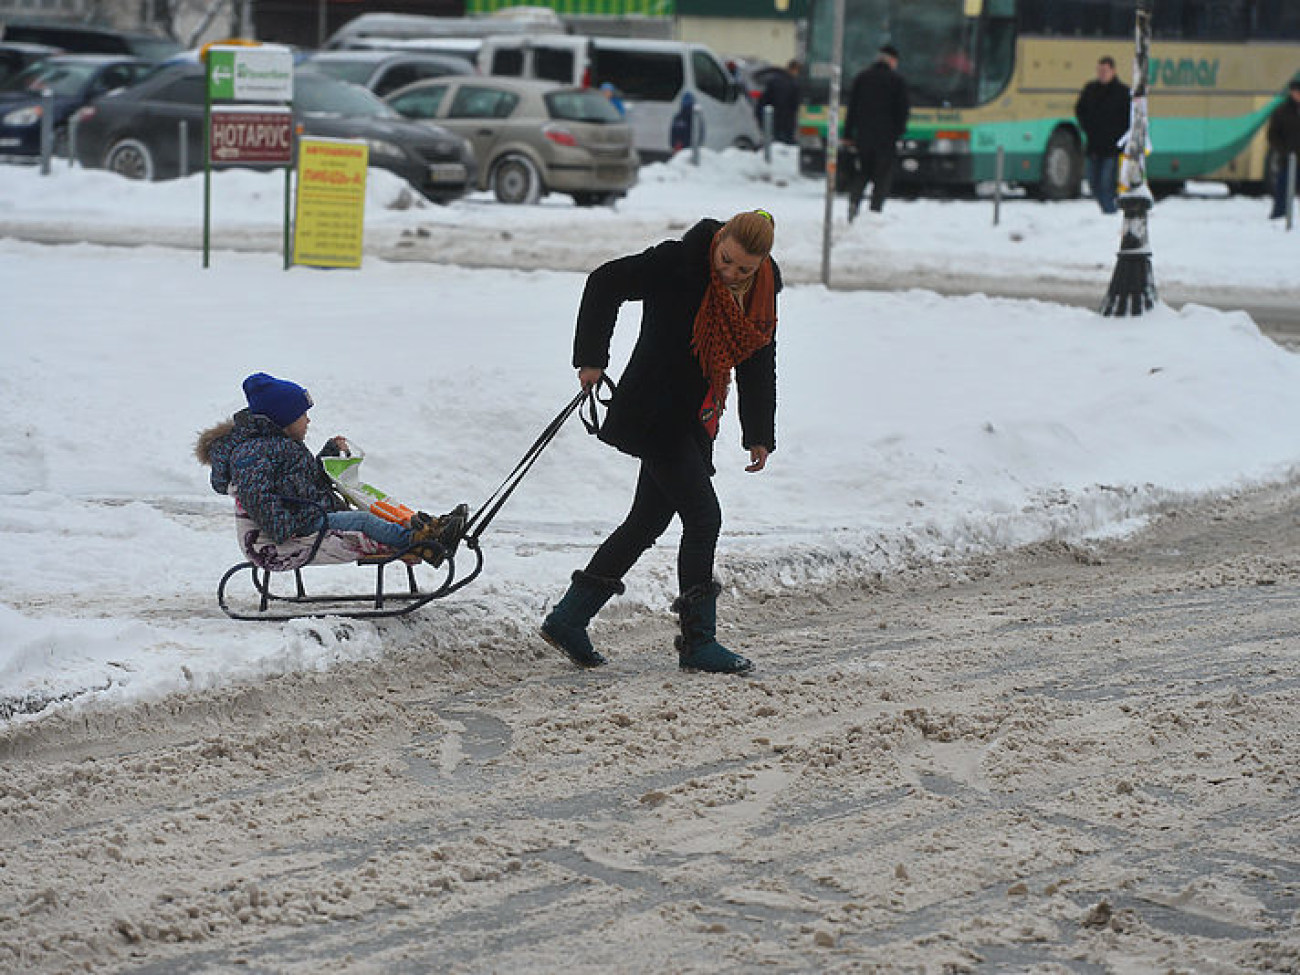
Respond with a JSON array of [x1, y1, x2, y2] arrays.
[[1020, 0, 1151, 37], [1250, 0, 1300, 39], [977, 12, 1016, 104]]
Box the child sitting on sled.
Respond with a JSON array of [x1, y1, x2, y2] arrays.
[[196, 373, 462, 564]]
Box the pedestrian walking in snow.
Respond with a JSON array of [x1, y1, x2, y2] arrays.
[[541, 210, 781, 675], [758, 60, 802, 145], [1267, 80, 1300, 220], [845, 44, 910, 220], [196, 373, 456, 560], [1074, 56, 1132, 215]]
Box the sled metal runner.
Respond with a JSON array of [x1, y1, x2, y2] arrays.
[[215, 379, 610, 622], [216, 539, 485, 622]]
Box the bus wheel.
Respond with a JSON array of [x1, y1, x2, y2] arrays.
[[1039, 129, 1082, 200]]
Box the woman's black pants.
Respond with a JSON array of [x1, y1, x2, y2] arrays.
[[584, 436, 720, 593]]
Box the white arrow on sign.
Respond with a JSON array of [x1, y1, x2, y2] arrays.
[[212, 64, 233, 87]]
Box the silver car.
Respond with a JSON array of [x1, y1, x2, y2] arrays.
[[386, 76, 638, 206]]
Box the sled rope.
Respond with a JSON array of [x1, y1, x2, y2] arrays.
[[463, 376, 613, 544]]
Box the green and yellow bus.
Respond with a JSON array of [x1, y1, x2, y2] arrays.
[[797, 0, 1300, 196]]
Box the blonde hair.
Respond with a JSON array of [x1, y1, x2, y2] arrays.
[[721, 210, 775, 257]]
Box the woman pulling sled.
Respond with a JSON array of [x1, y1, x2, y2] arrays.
[[541, 209, 781, 675]]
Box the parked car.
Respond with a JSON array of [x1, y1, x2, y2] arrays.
[[476, 34, 762, 161], [302, 50, 474, 98], [0, 54, 149, 157], [0, 41, 61, 87], [726, 57, 780, 104], [0, 20, 181, 62], [387, 76, 637, 206], [71, 64, 477, 203]]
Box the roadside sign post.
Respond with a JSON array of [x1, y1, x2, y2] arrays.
[[1101, 0, 1158, 317], [820, 0, 846, 287], [202, 43, 295, 269]]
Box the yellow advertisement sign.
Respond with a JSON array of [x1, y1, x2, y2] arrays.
[[292, 137, 368, 269]]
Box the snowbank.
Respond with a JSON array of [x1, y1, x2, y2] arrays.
[[3, 238, 1300, 722], [1, 145, 1295, 291]]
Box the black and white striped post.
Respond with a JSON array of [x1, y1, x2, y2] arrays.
[[1101, 0, 1158, 317]]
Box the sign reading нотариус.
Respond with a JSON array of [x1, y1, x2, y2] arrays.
[[209, 106, 292, 165]]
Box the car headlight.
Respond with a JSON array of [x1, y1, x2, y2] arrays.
[[365, 138, 405, 160], [3, 105, 43, 127]]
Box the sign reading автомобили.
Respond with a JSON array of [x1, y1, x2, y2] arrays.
[[208, 46, 294, 102]]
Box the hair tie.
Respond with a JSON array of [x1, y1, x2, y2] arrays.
[[754, 208, 774, 223]]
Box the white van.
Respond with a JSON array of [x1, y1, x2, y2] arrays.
[[477, 35, 761, 161]]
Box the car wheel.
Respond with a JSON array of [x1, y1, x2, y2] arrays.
[[104, 137, 156, 181], [733, 137, 757, 151], [1039, 127, 1082, 200], [492, 153, 542, 205]]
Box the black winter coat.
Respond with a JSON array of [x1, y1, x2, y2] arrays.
[[1268, 97, 1300, 156], [1075, 78, 1131, 158], [845, 61, 910, 149], [573, 218, 780, 464], [758, 69, 800, 144]]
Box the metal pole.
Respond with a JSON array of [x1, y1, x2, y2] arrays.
[[993, 145, 1004, 226], [762, 104, 774, 164], [204, 58, 212, 269], [1101, 0, 1157, 317], [317, 0, 328, 48], [820, 0, 846, 287], [1287, 152, 1297, 232], [691, 104, 703, 166], [179, 119, 189, 178], [67, 112, 78, 168], [284, 163, 292, 269], [39, 88, 54, 176]]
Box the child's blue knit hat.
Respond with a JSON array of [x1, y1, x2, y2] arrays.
[[243, 373, 313, 427]]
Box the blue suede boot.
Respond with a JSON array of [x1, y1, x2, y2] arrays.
[[541, 570, 625, 668], [673, 581, 754, 675]]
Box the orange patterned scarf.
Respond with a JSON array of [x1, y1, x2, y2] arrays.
[[691, 231, 778, 411]]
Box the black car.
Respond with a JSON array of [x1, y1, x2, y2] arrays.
[[0, 54, 150, 157], [71, 63, 477, 202], [0, 41, 61, 87], [0, 21, 181, 62], [302, 51, 474, 98]]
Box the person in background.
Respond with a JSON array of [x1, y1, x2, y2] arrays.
[[757, 60, 802, 145], [540, 211, 782, 676], [845, 44, 910, 220], [1267, 79, 1300, 220], [1074, 56, 1132, 215], [599, 81, 626, 118], [670, 90, 703, 152]]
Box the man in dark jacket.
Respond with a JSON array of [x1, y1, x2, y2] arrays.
[[844, 44, 910, 220], [1267, 80, 1300, 220], [758, 60, 802, 145], [1074, 56, 1131, 214]]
